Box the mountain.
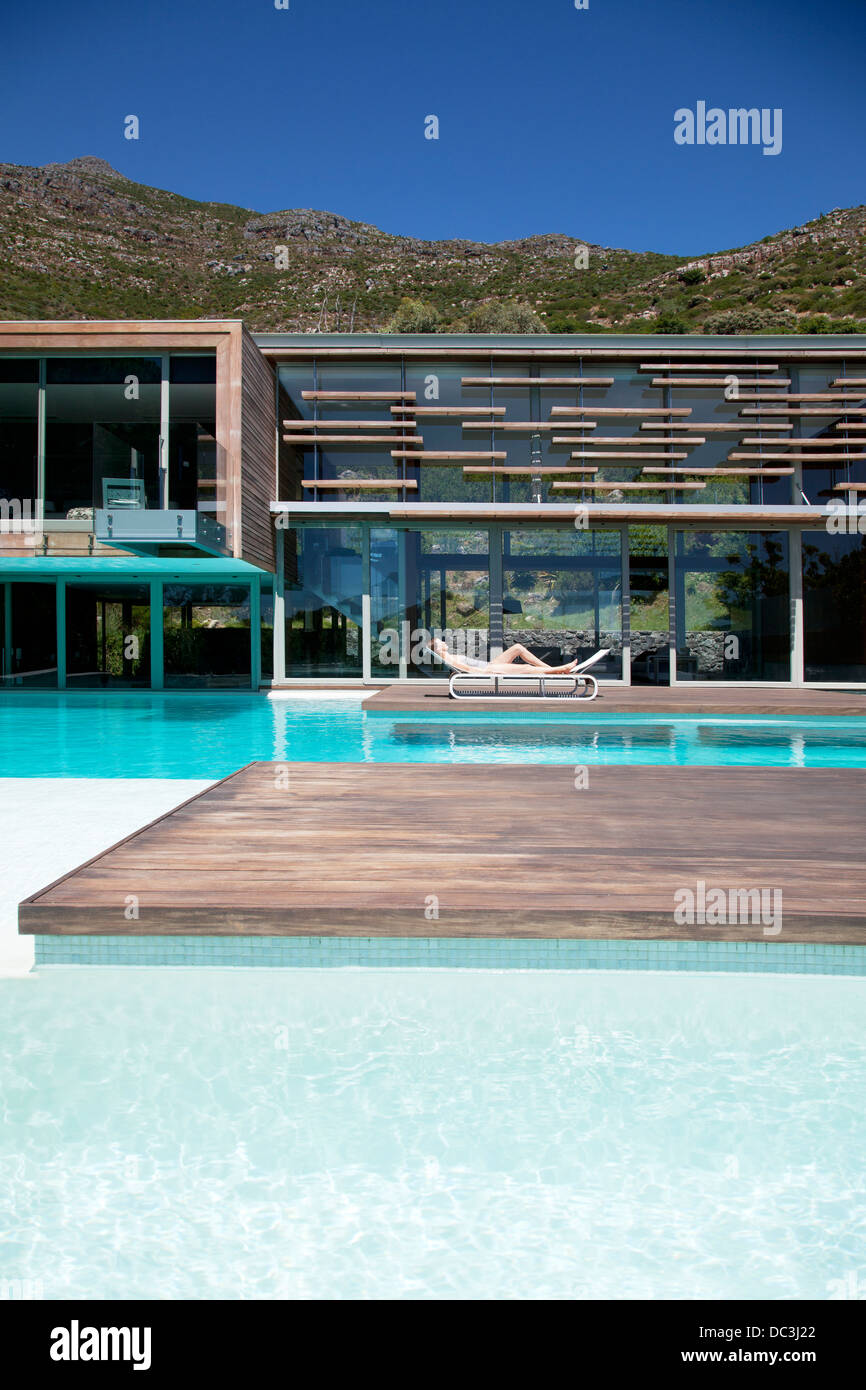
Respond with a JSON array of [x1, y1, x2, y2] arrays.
[[1, 156, 864, 334]]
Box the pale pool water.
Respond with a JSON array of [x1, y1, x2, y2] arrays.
[[1, 693, 866, 776], [2, 968, 864, 1300]]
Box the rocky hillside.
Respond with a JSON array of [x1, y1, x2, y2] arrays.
[[1, 156, 864, 334]]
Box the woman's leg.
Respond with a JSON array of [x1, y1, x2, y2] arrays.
[[497, 643, 547, 668], [490, 643, 577, 674]]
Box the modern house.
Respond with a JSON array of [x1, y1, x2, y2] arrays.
[[1, 320, 864, 689]]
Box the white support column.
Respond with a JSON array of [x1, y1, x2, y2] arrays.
[[790, 527, 804, 686], [362, 526, 372, 681], [272, 522, 286, 685], [667, 523, 678, 685], [397, 531, 408, 679], [621, 523, 631, 685]]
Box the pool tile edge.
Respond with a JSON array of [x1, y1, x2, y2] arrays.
[[32, 935, 866, 976]]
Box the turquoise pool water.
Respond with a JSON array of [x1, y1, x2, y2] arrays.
[[2, 968, 864, 1300], [1, 693, 866, 777]]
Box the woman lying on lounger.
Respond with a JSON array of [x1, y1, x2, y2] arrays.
[[430, 637, 581, 675]]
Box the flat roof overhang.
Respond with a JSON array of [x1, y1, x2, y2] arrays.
[[255, 330, 866, 359], [0, 555, 267, 579], [270, 500, 855, 528]]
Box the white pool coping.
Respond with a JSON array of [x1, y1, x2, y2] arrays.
[[267, 690, 377, 700], [0, 778, 213, 975]]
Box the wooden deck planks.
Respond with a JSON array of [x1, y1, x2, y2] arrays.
[[19, 763, 866, 944], [362, 685, 866, 716]]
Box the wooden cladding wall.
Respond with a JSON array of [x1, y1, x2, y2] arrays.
[[239, 330, 277, 573]]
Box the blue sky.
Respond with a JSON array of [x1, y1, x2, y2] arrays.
[[3, 0, 864, 254]]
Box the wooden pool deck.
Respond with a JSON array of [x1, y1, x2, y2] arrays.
[[19, 763, 866, 944], [362, 684, 866, 716]]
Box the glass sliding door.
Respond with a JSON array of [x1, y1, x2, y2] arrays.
[[370, 528, 490, 679], [503, 528, 623, 677], [0, 583, 57, 686], [285, 527, 363, 677], [66, 583, 150, 687], [628, 527, 670, 684], [803, 530, 866, 681], [674, 531, 791, 681], [164, 583, 252, 688]]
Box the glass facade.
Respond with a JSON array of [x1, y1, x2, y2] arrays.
[[66, 582, 150, 687], [2, 341, 866, 689], [503, 528, 623, 677], [0, 353, 218, 524], [675, 531, 791, 681], [164, 584, 252, 688], [0, 582, 57, 686], [803, 530, 866, 681], [272, 354, 866, 511], [369, 528, 490, 679], [167, 356, 219, 521], [45, 357, 163, 518], [285, 526, 364, 677], [0, 360, 39, 515], [628, 526, 670, 683]]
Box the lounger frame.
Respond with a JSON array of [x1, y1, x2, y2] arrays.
[[448, 672, 600, 701]]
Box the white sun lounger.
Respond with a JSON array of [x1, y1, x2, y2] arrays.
[[424, 647, 610, 701]]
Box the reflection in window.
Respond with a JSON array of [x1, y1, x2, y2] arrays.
[[675, 531, 790, 681], [369, 527, 490, 679], [45, 358, 162, 519], [285, 527, 363, 677], [0, 583, 57, 686], [66, 583, 150, 687], [164, 584, 251, 687], [503, 528, 623, 676], [0, 360, 39, 512], [803, 530, 866, 681], [168, 356, 219, 523]]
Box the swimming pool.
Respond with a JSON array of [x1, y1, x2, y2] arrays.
[[2, 692, 866, 777], [2, 967, 863, 1300]]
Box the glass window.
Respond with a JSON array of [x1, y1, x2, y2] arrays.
[[793, 365, 864, 507], [285, 527, 363, 677], [675, 531, 790, 681], [628, 526, 670, 684], [0, 360, 39, 514], [66, 583, 150, 687], [164, 583, 251, 688], [503, 528, 623, 677], [276, 365, 312, 504], [0, 582, 57, 686], [803, 530, 866, 681], [168, 356, 219, 525], [308, 362, 406, 501], [538, 365, 667, 506], [402, 361, 492, 503], [370, 527, 490, 679], [45, 358, 162, 519]]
